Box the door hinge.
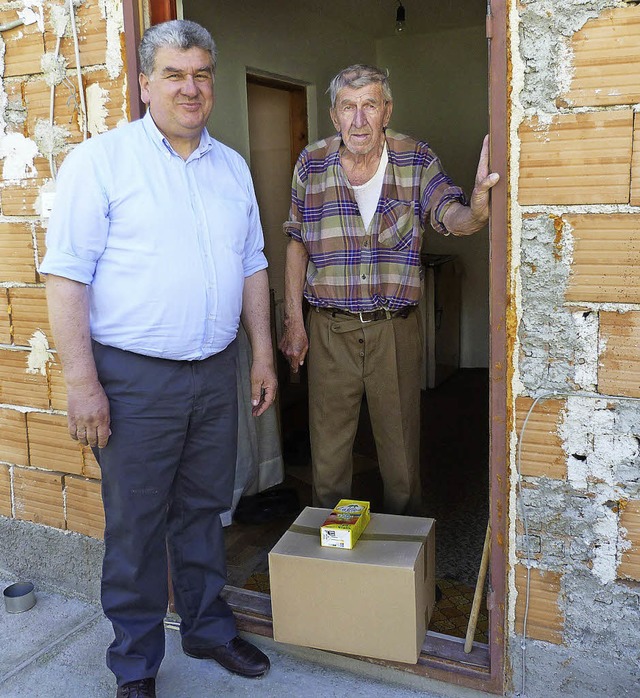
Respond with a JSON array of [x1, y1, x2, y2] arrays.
[[486, 13, 493, 39]]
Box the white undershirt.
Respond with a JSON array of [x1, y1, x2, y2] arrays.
[[352, 143, 388, 230]]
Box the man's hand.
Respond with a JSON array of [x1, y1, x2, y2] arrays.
[[278, 321, 309, 373], [66, 379, 111, 448], [469, 134, 500, 225], [249, 356, 278, 417], [442, 135, 500, 235]]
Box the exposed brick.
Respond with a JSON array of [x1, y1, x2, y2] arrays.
[[45, 0, 108, 70], [519, 110, 633, 205], [24, 76, 85, 145], [0, 158, 51, 217], [8, 287, 52, 349], [515, 398, 567, 479], [0, 9, 45, 77], [35, 224, 47, 281], [0, 289, 10, 345], [565, 214, 640, 303], [84, 69, 128, 131], [13, 466, 64, 529], [0, 408, 28, 467], [65, 476, 104, 538], [0, 463, 11, 517], [83, 447, 101, 480], [0, 348, 49, 409], [49, 354, 68, 411], [560, 6, 640, 108], [618, 500, 640, 581], [0, 221, 37, 283], [599, 311, 640, 398], [515, 565, 564, 644], [27, 411, 83, 475]]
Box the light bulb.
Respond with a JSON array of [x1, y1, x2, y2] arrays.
[[395, 2, 406, 34]]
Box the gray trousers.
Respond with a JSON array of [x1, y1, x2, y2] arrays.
[[92, 341, 238, 686], [307, 308, 423, 515]]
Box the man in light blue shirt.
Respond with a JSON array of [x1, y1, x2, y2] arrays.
[[41, 20, 275, 698]]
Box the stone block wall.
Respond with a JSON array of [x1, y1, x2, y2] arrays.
[[509, 1, 640, 695], [0, 0, 128, 542]]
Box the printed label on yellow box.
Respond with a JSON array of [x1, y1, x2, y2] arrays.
[[320, 499, 370, 549]]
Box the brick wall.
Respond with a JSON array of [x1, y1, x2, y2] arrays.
[[0, 0, 128, 540], [513, 1, 640, 670]]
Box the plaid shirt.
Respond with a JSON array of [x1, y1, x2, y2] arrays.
[[283, 129, 467, 312]]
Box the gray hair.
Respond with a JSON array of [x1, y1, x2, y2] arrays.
[[138, 20, 217, 76], [327, 64, 392, 108]]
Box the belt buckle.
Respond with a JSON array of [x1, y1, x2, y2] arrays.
[[358, 311, 372, 323]]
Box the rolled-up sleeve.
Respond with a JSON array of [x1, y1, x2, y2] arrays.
[[418, 151, 468, 236], [39, 142, 110, 284], [282, 151, 307, 242]]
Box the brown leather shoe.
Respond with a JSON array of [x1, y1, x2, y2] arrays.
[[182, 636, 270, 678], [115, 678, 156, 697]]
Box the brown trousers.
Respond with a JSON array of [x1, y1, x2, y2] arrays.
[[307, 307, 423, 515]]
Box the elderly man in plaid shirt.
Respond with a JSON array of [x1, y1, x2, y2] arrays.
[[280, 64, 499, 516]]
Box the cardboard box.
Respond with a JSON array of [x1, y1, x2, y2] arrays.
[[320, 499, 370, 549], [269, 507, 435, 664]]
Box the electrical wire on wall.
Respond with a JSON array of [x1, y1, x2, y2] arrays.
[[516, 389, 640, 697], [68, 0, 88, 141]]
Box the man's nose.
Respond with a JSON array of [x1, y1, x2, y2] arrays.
[[353, 107, 367, 128], [181, 75, 198, 96]]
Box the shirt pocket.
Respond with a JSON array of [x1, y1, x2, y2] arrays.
[[378, 199, 416, 250]]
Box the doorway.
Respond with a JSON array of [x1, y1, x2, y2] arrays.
[[138, 0, 508, 692]]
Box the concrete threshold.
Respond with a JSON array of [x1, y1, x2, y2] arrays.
[[0, 579, 492, 698]]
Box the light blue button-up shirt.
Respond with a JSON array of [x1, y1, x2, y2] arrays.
[[40, 112, 268, 360]]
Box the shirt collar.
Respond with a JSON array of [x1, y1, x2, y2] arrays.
[[141, 110, 213, 160]]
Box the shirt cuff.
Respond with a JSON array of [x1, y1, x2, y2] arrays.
[[38, 250, 96, 285]]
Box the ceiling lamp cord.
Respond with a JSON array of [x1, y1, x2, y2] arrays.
[[395, 1, 406, 34]]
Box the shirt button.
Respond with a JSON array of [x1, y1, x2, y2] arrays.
[[359, 351, 364, 357], [359, 338, 364, 344], [361, 274, 366, 280]]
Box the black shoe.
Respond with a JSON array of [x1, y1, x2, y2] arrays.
[[116, 678, 156, 698], [182, 636, 270, 678]]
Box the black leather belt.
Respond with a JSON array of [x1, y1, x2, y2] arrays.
[[317, 305, 415, 323]]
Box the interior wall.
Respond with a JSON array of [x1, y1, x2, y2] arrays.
[[183, 1, 488, 368], [183, 0, 376, 161], [377, 24, 489, 367]]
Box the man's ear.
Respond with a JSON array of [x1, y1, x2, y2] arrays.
[[330, 108, 340, 133], [139, 72, 151, 105], [383, 100, 393, 128]]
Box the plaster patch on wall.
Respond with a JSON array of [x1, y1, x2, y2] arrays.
[[26, 329, 53, 376], [572, 311, 598, 390], [518, 0, 620, 113], [20, 1, 44, 33], [86, 82, 109, 136], [33, 119, 69, 160], [99, 0, 124, 79], [519, 215, 588, 392], [41, 51, 68, 86], [49, 3, 70, 37], [0, 133, 38, 180]]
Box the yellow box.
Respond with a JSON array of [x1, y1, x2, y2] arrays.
[[320, 499, 370, 549]]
